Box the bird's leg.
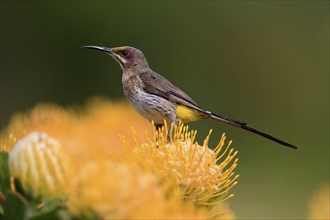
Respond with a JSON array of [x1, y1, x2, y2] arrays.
[[154, 124, 163, 132], [153, 124, 164, 148], [155, 122, 174, 142], [153, 122, 175, 145], [168, 118, 179, 142]]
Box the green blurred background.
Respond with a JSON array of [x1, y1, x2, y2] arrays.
[[1, 1, 329, 219]]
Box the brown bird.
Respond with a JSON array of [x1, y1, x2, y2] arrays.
[[82, 45, 298, 150]]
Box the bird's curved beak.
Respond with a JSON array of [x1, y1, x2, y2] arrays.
[[81, 45, 113, 54], [82, 45, 127, 70]]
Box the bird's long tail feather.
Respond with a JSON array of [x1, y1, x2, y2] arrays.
[[210, 112, 298, 150]]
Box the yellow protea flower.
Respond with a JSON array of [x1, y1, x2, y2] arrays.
[[0, 98, 150, 168], [9, 132, 71, 200], [68, 160, 166, 219], [67, 160, 227, 219], [130, 122, 239, 206], [1, 98, 238, 218]]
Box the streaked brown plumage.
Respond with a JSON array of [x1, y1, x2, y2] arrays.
[[82, 45, 298, 150]]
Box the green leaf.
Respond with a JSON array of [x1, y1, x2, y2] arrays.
[[28, 205, 61, 220], [28, 201, 72, 220], [13, 177, 33, 202], [3, 191, 26, 220], [0, 152, 10, 193]]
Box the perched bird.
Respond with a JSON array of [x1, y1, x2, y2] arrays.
[[82, 45, 298, 150]]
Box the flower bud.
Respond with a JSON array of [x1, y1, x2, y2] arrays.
[[9, 132, 70, 200]]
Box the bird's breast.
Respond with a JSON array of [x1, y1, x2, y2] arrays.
[[122, 76, 176, 124]]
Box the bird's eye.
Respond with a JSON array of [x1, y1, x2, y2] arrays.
[[122, 50, 129, 56]]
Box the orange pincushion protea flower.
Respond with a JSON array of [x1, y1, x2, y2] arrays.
[[130, 122, 239, 206]]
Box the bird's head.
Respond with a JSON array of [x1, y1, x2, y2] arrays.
[[82, 45, 149, 72]]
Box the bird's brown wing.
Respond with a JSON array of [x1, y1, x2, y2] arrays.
[[139, 71, 202, 109], [139, 72, 298, 150]]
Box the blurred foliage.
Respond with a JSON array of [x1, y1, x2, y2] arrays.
[[1, 1, 329, 219]]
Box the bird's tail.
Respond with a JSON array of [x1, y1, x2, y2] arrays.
[[210, 112, 298, 150]]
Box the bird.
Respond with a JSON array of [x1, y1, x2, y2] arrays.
[[82, 45, 298, 150]]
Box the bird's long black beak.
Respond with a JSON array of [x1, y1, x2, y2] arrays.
[[81, 45, 113, 53]]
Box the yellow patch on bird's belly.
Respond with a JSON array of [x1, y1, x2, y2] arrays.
[[176, 105, 201, 122]]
